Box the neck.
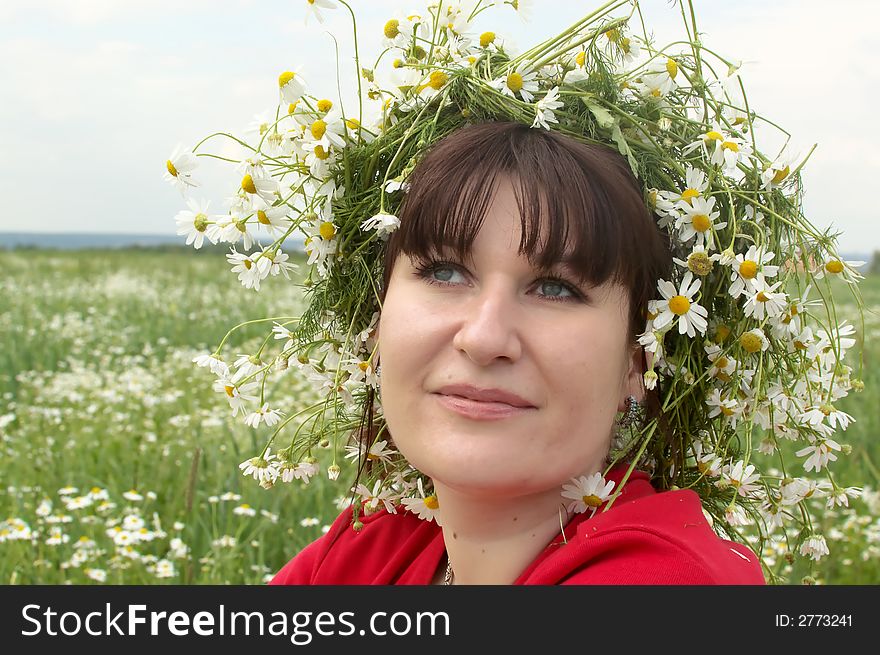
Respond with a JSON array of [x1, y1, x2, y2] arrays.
[[432, 482, 573, 585]]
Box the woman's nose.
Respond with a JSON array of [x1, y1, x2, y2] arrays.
[[451, 284, 522, 365]]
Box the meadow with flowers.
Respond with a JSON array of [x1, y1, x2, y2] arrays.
[[0, 247, 877, 584]]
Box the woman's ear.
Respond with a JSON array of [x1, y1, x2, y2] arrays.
[[619, 342, 646, 411]]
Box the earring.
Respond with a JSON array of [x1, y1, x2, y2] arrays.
[[618, 395, 643, 429]]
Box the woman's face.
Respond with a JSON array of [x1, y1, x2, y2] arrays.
[[377, 177, 644, 497]]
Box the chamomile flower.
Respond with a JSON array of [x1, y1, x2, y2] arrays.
[[244, 403, 284, 428], [742, 273, 787, 321], [728, 246, 778, 298], [213, 376, 260, 417], [175, 198, 220, 250], [813, 256, 865, 284], [706, 389, 740, 426], [303, 0, 336, 25], [663, 166, 708, 207], [531, 86, 564, 130], [493, 67, 539, 102], [233, 504, 257, 517], [721, 460, 761, 497], [164, 145, 199, 192], [761, 150, 798, 189], [355, 479, 398, 515], [306, 110, 348, 151], [796, 437, 842, 472], [676, 196, 726, 249], [560, 472, 615, 515], [344, 439, 396, 464], [653, 271, 709, 337], [192, 353, 230, 377], [226, 249, 271, 291], [278, 69, 307, 104], [239, 449, 280, 484], [401, 478, 442, 525], [799, 534, 829, 561], [825, 486, 861, 509], [252, 201, 292, 237], [240, 173, 279, 204], [361, 212, 400, 239]]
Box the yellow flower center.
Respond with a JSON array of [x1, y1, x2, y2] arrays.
[[313, 145, 329, 160], [666, 58, 678, 79], [721, 405, 735, 417], [506, 72, 524, 92], [393, 58, 404, 68], [358, 361, 370, 372], [317, 99, 333, 112], [311, 119, 327, 140], [278, 71, 296, 88], [166, 160, 178, 177], [193, 212, 208, 232], [480, 31, 496, 47], [688, 251, 713, 276], [824, 259, 844, 274], [739, 260, 758, 279], [705, 130, 724, 141], [650, 88, 661, 98], [740, 332, 763, 353], [424, 495, 440, 510], [756, 291, 770, 302], [384, 19, 400, 39], [345, 118, 360, 131], [582, 494, 603, 508], [715, 355, 729, 369], [243, 259, 252, 270], [691, 214, 711, 232], [241, 174, 257, 194], [771, 165, 790, 184], [319, 221, 336, 240], [605, 27, 620, 43], [721, 140, 739, 152], [715, 325, 731, 342], [820, 404, 834, 416], [224, 385, 235, 398], [680, 188, 700, 204], [576, 51, 586, 67], [428, 70, 448, 90], [669, 295, 691, 315], [620, 37, 632, 54], [257, 210, 270, 225], [288, 101, 298, 115]]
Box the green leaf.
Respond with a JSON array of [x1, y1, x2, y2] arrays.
[[585, 102, 614, 129]]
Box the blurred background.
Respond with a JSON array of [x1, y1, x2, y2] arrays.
[[0, 0, 877, 584]]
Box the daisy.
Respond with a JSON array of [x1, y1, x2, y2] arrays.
[[742, 273, 787, 321], [779, 477, 830, 506], [175, 198, 219, 249], [721, 460, 761, 497], [164, 144, 199, 192], [226, 249, 272, 291], [704, 343, 737, 382], [675, 196, 726, 249], [355, 479, 398, 515], [361, 212, 400, 239], [401, 478, 442, 525], [193, 353, 229, 377], [303, 0, 336, 25], [344, 438, 396, 464], [306, 110, 348, 151], [233, 504, 257, 517], [532, 86, 564, 130], [795, 437, 842, 472], [653, 271, 709, 337], [560, 472, 615, 515], [493, 67, 539, 102], [761, 150, 797, 190], [728, 246, 778, 298], [799, 534, 829, 561], [706, 388, 740, 426], [244, 403, 284, 428], [213, 375, 260, 416], [122, 489, 143, 502], [263, 248, 298, 280], [240, 173, 279, 204], [813, 255, 865, 284], [279, 69, 307, 105], [739, 327, 770, 354], [662, 166, 708, 207], [724, 503, 750, 526], [238, 449, 280, 484], [253, 201, 292, 237], [825, 486, 861, 509]]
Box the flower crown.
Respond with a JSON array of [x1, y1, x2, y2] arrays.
[[167, 0, 865, 580]]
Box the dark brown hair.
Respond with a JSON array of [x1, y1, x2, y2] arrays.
[[380, 121, 671, 340]]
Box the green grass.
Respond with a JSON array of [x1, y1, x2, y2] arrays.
[[0, 248, 877, 583]]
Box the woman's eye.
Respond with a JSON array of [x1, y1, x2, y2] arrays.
[[538, 279, 574, 300]]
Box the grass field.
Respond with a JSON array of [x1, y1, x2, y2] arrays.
[[1, 248, 877, 584]]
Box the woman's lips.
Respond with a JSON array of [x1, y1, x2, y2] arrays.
[[433, 393, 536, 420]]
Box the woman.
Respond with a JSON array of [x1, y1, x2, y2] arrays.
[[269, 122, 765, 585]]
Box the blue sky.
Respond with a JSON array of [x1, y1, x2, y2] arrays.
[[1, 0, 877, 254]]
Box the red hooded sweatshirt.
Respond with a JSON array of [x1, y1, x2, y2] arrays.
[[269, 466, 765, 585]]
